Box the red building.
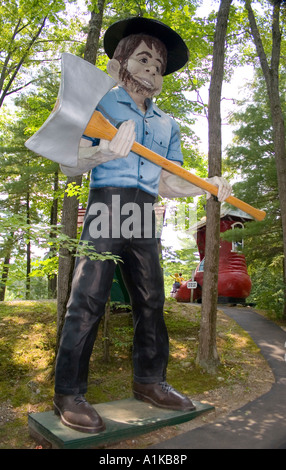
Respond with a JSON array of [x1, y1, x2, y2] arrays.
[[174, 209, 252, 304]]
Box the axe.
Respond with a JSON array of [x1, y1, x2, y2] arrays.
[[25, 53, 116, 167], [25, 53, 266, 222]]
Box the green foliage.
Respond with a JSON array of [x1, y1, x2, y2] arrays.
[[247, 262, 285, 319], [2, 257, 49, 300], [30, 224, 122, 273], [0, 0, 82, 106], [65, 180, 90, 205], [1, 0, 215, 301], [225, 69, 285, 318], [2, 0, 283, 317]]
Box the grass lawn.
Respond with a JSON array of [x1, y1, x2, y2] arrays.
[[0, 298, 270, 449]]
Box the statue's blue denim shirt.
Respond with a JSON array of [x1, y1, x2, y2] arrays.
[[83, 86, 183, 197]]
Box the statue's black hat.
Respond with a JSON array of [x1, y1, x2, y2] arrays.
[[104, 17, 189, 76]]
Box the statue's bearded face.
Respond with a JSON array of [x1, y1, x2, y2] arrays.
[[119, 41, 164, 98]]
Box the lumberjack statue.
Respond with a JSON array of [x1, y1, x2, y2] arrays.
[[26, 17, 232, 433]]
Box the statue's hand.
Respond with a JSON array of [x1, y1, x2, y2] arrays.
[[205, 176, 232, 202], [100, 120, 136, 159]]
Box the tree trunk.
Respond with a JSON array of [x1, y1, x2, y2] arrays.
[[56, 175, 82, 351], [56, 0, 106, 354], [197, 0, 232, 373], [26, 190, 31, 300], [0, 251, 12, 301], [48, 170, 59, 298], [0, 200, 21, 301], [83, 3, 105, 65], [245, 0, 286, 320]]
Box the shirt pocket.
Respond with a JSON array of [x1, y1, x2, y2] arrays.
[[151, 137, 169, 158]]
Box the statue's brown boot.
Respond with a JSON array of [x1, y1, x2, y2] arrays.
[[53, 394, 105, 434], [133, 381, 196, 411]]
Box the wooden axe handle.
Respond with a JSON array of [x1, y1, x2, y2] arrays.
[[85, 111, 266, 221]]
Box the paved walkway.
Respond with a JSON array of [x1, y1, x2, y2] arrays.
[[151, 307, 286, 449]]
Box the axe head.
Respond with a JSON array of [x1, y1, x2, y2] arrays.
[[25, 53, 116, 167]]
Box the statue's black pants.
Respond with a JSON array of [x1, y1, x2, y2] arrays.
[[55, 187, 168, 395]]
